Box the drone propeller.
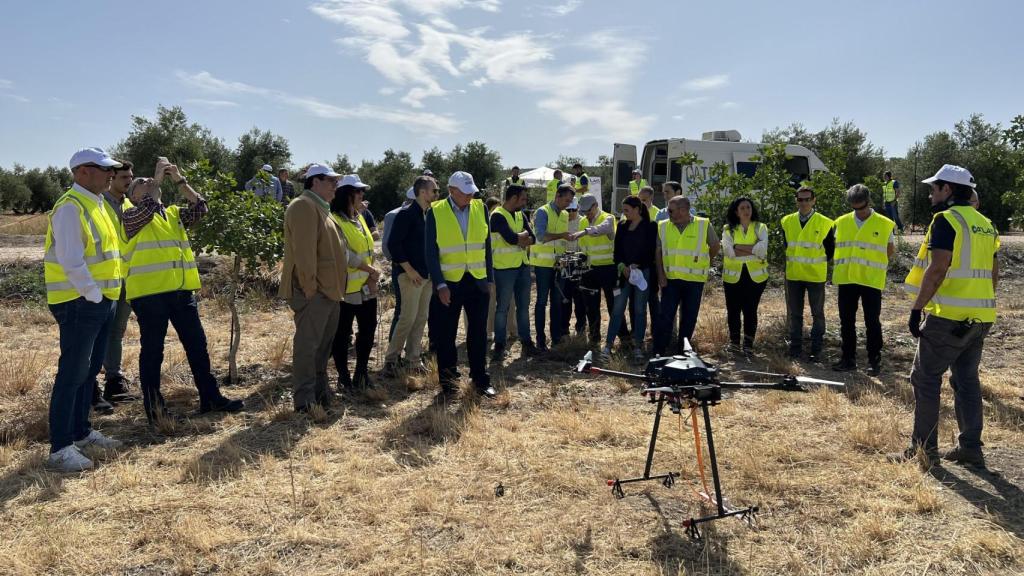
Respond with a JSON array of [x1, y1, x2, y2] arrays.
[[575, 351, 594, 374], [739, 370, 845, 388]]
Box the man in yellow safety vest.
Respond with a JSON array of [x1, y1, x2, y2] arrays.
[[425, 171, 496, 400], [503, 165, 527, 190], [830, 184, 895, 376], [628, 168, 648, 196], [122, 161, 243, 424], [546, 169, 563, 204], [893, 165, 998, 468], [572, 194, 617, 344], [532, 184, 576, 351], [781, 184, 835, 361], [43, 147, 126, 472], [882, 170, 905, 234]]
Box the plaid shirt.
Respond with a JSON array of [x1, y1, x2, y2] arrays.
[[281, 180, 295, 202], [122, 195, 209, 240]]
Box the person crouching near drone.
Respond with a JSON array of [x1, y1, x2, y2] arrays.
[[532, 184, 575, 352], [572, 194, 617, 346], [122, 169, 244, 424], [601, 196, 657, 363], [654, 196, 720, 356], [489, 184, 536, 360], [721, 196, 769, 353], [892, 164, 998, 468]]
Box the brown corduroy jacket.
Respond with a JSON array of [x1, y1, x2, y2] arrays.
[[279, 192, 347, 301]]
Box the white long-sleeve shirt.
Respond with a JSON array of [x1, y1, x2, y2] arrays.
[[722, 222, 769, 260], [51, 183, 105, 302]]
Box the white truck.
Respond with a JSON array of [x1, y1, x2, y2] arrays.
[[610, 130, 828, 212]]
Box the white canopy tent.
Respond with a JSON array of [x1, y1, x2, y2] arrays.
[[518, 166, 563, 187]]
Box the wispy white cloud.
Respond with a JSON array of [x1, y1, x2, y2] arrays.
[[310, 0, 652, 143], [672, 114, 685, 121], [4, 94, 30, 103], [719, 101, 738, 109], [543, 0, 582, 16], [685, 74, 730, 91], [676, 96, 709, 108], [0, 79, 13, 90], [185, 98, 240, 108], [177, 70, 460, 134]]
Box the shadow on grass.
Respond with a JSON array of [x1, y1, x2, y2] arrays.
[[380, 393, 477, 468], [929, 452, 1024, 541], [643, 493, 747, 576]]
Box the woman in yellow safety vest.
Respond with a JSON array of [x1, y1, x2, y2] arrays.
[[329, 175, 382, 390], [721, 197, 769, 352]]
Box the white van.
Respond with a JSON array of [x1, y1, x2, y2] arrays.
[[610, 130, 828, 212]]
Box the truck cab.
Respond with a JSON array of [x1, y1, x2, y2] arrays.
[[611, 130, 828, 213]]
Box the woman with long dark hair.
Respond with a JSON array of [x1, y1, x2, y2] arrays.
[[601, 195, 657, 363], [721, 196, 768, 351], [330, 175, 381, 390]]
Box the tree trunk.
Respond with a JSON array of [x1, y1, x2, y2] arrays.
[[228, 254, 242, 384]]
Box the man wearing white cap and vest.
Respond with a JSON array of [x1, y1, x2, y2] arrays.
[[628, 168, 648, 196], [43, 147, 126, 471], [782, 184, 835, 361], [830, 184, 895, 376], [122, 161, 244, 423], [281, 163, 348, 412], [893, 164, 998, 468], [571, 194, 617, 344], [532, 184, 575, 351], [560, 197, 587, 337], [654, 195, 720, 356], [246, 163, 283, 202], [425, 171, 496, 400]]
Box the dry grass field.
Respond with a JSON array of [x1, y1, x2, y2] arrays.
[[0, 243, 1022, 575]]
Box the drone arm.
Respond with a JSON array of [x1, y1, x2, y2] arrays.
[[718, 380, 807, 392]]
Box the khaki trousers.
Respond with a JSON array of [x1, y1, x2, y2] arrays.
[[290, 292, 340, 409], [385, 274, 432, 363]]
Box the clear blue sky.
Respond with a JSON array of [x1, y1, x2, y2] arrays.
[[1, 0, 1021, 170]]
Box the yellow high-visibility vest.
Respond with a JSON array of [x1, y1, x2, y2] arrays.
[[883, 180, 897, 202], [659, 217, 711, 282], [101, 195, 132, 249], [546, 179, 561, 203], [781, 211, 834, 282], [904, 206, 998, 322], [722, 222, 768, 284], [491, 206, 528, 270], [647, 204, 659, 221], [578, 211, 616, 266], [123, 204, 199, 300], [575, 173, 589, 191], [531, 203, 568, 269], [44, 188, 123, 304], [832, 211, 894, 290], [504, 177, 526, 188], [629, 179, 648, 196], [433, 198, 488, 282], [332, 212, 374, 294]]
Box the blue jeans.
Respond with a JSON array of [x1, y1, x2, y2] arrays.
[[103, 285, 132, 383], [48, 297, 115, 452], [655, 279, 705, 354], [131, 290, 220, 419], [534, 266, 564, 347], [494, 265, 532, 347], [606, 268, 649, 348], [884, 201, 904, 231]]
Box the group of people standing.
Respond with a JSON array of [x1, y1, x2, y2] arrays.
[[42, 146, 1000, 473]]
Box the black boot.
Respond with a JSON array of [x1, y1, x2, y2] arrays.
[[92, 382, 114, 414]]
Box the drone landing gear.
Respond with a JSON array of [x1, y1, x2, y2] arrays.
[[607, 395, 681, 498]]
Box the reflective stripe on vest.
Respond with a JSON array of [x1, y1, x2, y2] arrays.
[[433, 198, 488, 282], [831, 211, 894, 290], [781, 211, 833, 283], [578, 211, 615, 266], [333, 213, 375, 294], [903, 206, 998, 322], [722, 222, 768, 284], [659, 218, 710, 282], [531, 203, 568, 268], [124, 204, 200, 300], [43, 189, 123, 304], [490, 206, 528, 270]]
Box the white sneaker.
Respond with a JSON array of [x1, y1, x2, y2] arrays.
[[74, 429, 123, 450], [46, 445, 94, 472]]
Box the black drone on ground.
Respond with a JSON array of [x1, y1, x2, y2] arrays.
[[575, 339, 844, 541]]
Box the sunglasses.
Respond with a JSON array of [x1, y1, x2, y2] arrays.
[[796, 197, 814, 203], [82, 164, 114, 172]]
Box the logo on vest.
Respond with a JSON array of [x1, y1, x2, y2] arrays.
[[971, 224, 997, 237]]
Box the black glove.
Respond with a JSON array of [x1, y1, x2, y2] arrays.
[[908, 309, 923, 338]]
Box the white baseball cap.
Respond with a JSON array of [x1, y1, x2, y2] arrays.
[[304, 163, 342, 179], [568, 197, 579, 210], [448, 171, 479, 195], [632, 168, 642, 175], [261, 164, 273, 172], [922, 164, 976, 188], [69, 147, 122, 170], [406, 186, 416, 199], [338, 174, 370, 189]]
